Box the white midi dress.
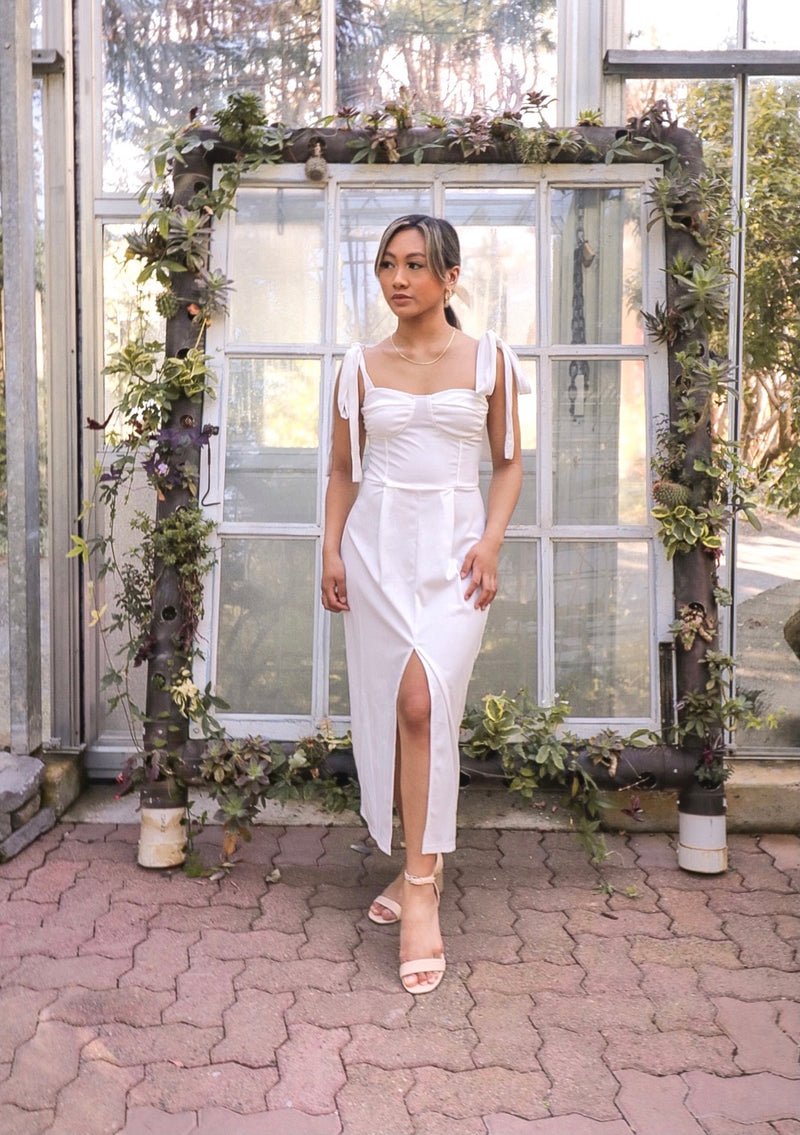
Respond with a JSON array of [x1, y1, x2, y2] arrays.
[[336, 331, 529, 855]]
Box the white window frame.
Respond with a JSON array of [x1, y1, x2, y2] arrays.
[[195, 160, 671, 742]]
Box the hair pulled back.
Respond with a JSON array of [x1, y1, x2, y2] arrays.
[[374, 214, 461, 328]]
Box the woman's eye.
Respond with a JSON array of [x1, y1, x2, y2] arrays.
[[379, 259, 394, 270]]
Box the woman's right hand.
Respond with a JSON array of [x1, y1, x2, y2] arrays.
[[321, 552, 350, 612]]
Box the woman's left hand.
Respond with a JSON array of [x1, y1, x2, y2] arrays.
[[461, 538, 501, 610]]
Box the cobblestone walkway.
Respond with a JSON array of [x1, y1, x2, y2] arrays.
[[0, 822, 797, 1135]]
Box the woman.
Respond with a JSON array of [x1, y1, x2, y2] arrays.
[[322, 214, 528, 994]]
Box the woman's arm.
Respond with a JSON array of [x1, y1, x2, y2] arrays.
[[321, 371, 363, 612], [461, 347, 523, 610]]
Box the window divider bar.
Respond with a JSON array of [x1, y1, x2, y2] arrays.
[[604, 49, 800, 77]]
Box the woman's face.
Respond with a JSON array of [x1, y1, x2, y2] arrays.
[[377, 228, 457, 319]]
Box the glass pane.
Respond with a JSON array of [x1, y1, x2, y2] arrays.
[[446, 189, 537, 344], [336, 0, 557, 115], [223, 358, 320, 524], [624, 0, 737, 49], [733, 76, 800, 752], [469, 540, 538, 702], [554, 541, 651, 718], [551, 187, 642, 346], [328, 611, 350, 715], [480, 359, 538, 526], [102, 0, 322, 192], [229, 188, 324, 345], [338, 188, 431, 344], [103, 224, 164, 415], [552, 359, 647, 526], [216, 537, 315, 714], [747, 1, 800, 48]]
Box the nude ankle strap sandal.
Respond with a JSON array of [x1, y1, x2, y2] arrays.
[[398, 868, 446, 994], [368, 853, 443, 925]]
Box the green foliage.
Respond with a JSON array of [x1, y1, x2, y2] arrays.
[[461, 691, 658, 864]]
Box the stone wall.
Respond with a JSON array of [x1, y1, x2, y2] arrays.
[[0, 751, 82, 861]]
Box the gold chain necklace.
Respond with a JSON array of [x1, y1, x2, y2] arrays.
[[391, 327, 456, 366]]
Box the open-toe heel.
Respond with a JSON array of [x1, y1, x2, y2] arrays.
[[398, 868, 446, 995], [369, 853, 443, 925]]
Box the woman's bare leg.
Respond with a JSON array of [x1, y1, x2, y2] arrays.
[[369, 747, 405, 921], [394, 652, 444, 990]]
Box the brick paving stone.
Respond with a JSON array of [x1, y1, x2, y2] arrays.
[[267, 1022, 348, 1114], [485, 1116, 634, 1135], [629, 833, 677, 870], [723, 913, 798, 969], [206, 870, 275, 911], [445, 929, 523, 965], [530, 990, 655, 1035], [684, 1071, 800, 1123], [497, 831, 548, 869], [412, 1111, 487, 1134], [406, 966, 475, 1031], [0, 1020, 95, 1109], [638, 963, 718, 1034], [699, 964, 800, 1001], [51, 838, 133, 866], [537, 1027, 619, 1120], [3, 917, 99, 960], [344, 1022, 476, 1071], [573, 940, 644, 995], [774, 915, 799, 944], [630, 935, 741, 970], [119, 1106, 198, 1135], [287, 987, 410, 1030], [48, 1058, 142, 1135], [256, 880, 316, 928], [406, 1067, 550, 1121], [150, 903, 256, 933], [642, 867, 744, 893], [657, 886, 727, 938], [605, 874, 661, 913], [777, 999, 800, 1044], [714, 998, 800, 1077], [119, 929, 198, 992], [275, 827, 326, 867], [467, 959, 583, 996], [0, 837, 50, 877], [758, 835, 800, 875], [0, 898, 58, 927], [84, 1021, 222, 1067], [0, 988, 57, 1062], [510, 884, 608, 914], [456, 827, 503, 851], [237, 956, 357, 994], [195, 1107, 343, 1135], [44, 987, 174, 1028], [320, 827, 372, 870], [193, 926, 304, 963], [128, 1061, 277, 1113], [53, 875, 116, 925], [299, 905, 362, 962], [334, 1063, 414, 1135], [163, 958, 242, 1027], [566, 906, 673, 940], [0, 1104, 55, 1135], [458, 886, 515, 934], [306, 881, 376, 915], [604, 1028, 737, 1075], [348, 937, 409, 993], [728, 844, 794, 892], [9, 953, 131, 990], [614, 1069, 705, 1135], [469, 991, 542, 1071], [699, 1118, 778, 1134], [80, 900, 158, 959], [11, 860, 86, 906], [65, 823, 117, 843], [117, 871, 215, 909], [773, 1122, 800, 1135], [516, 910, 576, 965], [707, 891, 798, 916], [212, 989, 293, 1067]]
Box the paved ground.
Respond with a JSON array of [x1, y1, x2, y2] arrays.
[[0, 821, 797, 1135]]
